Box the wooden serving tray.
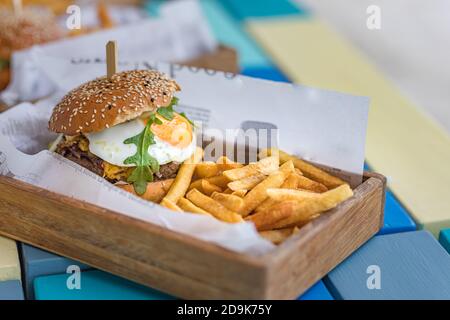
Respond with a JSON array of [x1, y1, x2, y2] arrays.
[[0, 171, 385, 299]]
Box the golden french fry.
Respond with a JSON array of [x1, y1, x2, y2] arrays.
[[266, 188, 322, 202], [195, 162, 220, 179], [245, 201, 294, 230], [218, 162, 244, 171], [215, 156, 244, 171], [204, 175, 230, 189], [239, 161, 294, 216], [211, 192, 244, 212], [160, 198, 183, 212], [188, 179, 203, 192], [177, 198, 211, 216], [283, 173, 301, 189], [259, 149, 346, 189], [186, 189, 243, 223], [201, 180, 222, 196], [231, 189, 247, 197], [255, 172, 299, 212], [223, 188, 233, 194], [296, 175, 328, 193], [294, 168, 303, 176], [252, 156, 279, 175], [163, 147, 203, 204], [259, 228, 295, 245], [223, 165, 258, 181], [269, 184, 354, 229], [216, 156, 234, 164], [279, 160, 295, 174], [223, 156, 279, 181], [227, 173, 266, 191]]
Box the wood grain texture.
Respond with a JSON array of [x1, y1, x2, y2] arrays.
[[106, 41, 118, 80], [0, 177, 267, 299], [0, 236, 21, 281], [325, 230, 450, 299], [264, 172, 385, 299], [0, 171, 384, 299]]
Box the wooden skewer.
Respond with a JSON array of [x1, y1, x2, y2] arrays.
[[106, 41, 117, 80], [12, 0, 23, 16]]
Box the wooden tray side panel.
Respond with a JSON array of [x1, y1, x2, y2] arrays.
[[0, 177, 267, 299], [264, 175, 385, 299]]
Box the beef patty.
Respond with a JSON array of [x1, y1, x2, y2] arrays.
[[55, 135, 180, 182]]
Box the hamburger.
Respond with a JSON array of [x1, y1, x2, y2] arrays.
[[0, 8, 63, 90], [48, 70, 195, 198]]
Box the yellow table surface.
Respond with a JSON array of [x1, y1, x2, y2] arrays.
[[0, 236, 21, 281], [247, 18, 450, 237]]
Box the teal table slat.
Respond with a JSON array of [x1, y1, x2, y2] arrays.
[[325, 230, 450, 299], [439, 229, 450, 254], [365, 163, 416, 234], [298, 280, 334, 300], [0, 280, 24, 300], [20, 244, 92, 299], [144, 0, 271, 69], [221, 0, 308, 21], [34, 270, 175, 300], [199, 0, 272, 68], [379, 190, 416, 235], [241, 67, 290, 82]]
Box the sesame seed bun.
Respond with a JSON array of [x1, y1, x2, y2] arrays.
[[48, 70, 181, 135], [0, 9, 63, 60]]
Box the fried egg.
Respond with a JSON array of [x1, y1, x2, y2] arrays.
[[86, 113, 195, 167]]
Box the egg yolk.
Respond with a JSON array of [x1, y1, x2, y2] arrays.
[[149, 113, 193, 148]]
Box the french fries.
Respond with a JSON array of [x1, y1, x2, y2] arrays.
[[239, 161, 294, 217], [177, 198, 211, 216], [163, 147, 203, 204], [223, 156, 279, 181], [211, 192, 244, 212], [160, 198, 183, 212], [255, 172, 300, 212], [245, 202, 294, 230], [195, 158, 244, 179], [267, 184, 353, 230], [157, 147, 353, 245], [295, 175, 328, 193], [195, 162, 220, 178], [227, 173, 266, 191], [259, 149, 346, 189], [266, 188, 322, 202], [186, 189, 243, 223], [231, 189, 247, 197], [201, 180, 222, 196]]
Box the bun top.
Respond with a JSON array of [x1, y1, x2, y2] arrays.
[[0, 9, 63, 60], [48, 70, 181, 135]]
